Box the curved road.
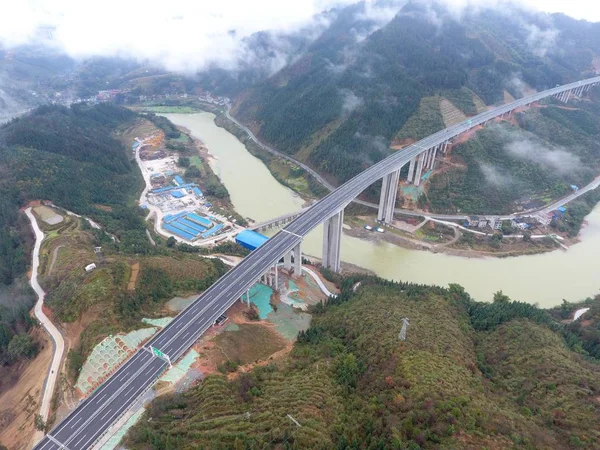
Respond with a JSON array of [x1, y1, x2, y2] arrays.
[[226, 84, 600, 221], [25, 208, 65, 443], [35, 75, 600, 450]]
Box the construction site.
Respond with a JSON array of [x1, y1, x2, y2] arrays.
[[132, 127, 239, 245]]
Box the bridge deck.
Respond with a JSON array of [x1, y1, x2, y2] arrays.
[[35, 75, 600, 450]]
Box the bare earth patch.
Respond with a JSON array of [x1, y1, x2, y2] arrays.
[[0, 328, 53, 450]]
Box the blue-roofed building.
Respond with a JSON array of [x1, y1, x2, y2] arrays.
[[558, 206, 567, 213], [171, 191, 185, 198], [187, 213, 212, 228], [201, 224, 224, 239], [193, 187, 203, 197], [151, 183, 198, 194], [173, 175, 185, 186], [163, 223, 195, 241], [235, 230, 269, 250], [177, 218, 206, 233]]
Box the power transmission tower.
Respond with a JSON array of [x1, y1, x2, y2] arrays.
[[399, 317, 409, 341]]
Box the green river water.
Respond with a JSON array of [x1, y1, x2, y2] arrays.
[[164, 112, 600, 307]]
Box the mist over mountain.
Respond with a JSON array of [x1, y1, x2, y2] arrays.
[[226, 1, 600, 184]]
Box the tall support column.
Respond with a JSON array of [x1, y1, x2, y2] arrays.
[[322, 209, 344, 272], [293, 242, 302, 276], [378, 170, 400, 224], [428, 145, 438, 169], [565, 90, 572, 103], [443, 141, 449, 153], [274, 265, 278, 290], [414, 152, 426, 187], [385, 170, 400, 223], [284, 251, 292, 271], [425, 148, 433, 169], [431, 145, 439, 169], [407, 157, 416, 183], [377, 174, 390, 222]]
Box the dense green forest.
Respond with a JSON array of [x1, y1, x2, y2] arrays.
[[0, 103, 148, 368], [427, 95, 600, 214], [234, 2, 600, 184], [0, 103, 145, 287], [126, 277, 600, 449]]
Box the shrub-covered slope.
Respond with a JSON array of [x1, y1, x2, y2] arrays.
[[126, 279, 600, 449], [234, 2, 600, 185]]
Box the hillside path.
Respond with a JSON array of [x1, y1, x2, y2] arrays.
[[25, 208, 65, 436]]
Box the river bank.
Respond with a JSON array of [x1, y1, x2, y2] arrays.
[[161, 111, 600, 307]]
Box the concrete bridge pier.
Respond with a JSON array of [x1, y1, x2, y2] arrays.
[[322, 209, 344, 272], [284, 250, 292, 271], [293, 242, 302, 276], [424, 147, 433, 169], [429, 145, 439, 169], [406, 157, 416, 183], [377, 170, 400, 223], [414, 152, 426, 187]]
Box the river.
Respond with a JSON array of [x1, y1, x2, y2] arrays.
[[164, 112, 600, 307]]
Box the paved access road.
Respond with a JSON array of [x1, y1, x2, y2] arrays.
[[34, 75, 600, 450], [25, 208, 65, 446]]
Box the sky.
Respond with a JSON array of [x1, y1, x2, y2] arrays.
[[0, 0, 598, 73]]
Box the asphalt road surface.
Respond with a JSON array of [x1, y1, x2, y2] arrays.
[[35, 75, 600, 450]]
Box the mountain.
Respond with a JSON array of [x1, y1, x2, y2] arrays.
[[0, 103, 144, 287], [125, 277, 600, 449], [230, 1, 600, 185]]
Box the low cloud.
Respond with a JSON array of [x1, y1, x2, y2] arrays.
[[524, 23, 559, 57], [505, 137, 582, 175], [480, 163, 515, 187], [507, 73, 529, 97], [340, 89, 364, 115], [0, 0, 597, 77]]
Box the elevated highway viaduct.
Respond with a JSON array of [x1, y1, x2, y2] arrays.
[[35, 75, 600, 450]]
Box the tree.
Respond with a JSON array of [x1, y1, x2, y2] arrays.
[[177, 157, 190, 167], [8, 333, 38, 359], [335, 353, 363, 388], [501, 221, 515, 235], [523, 230, 532, 242], [166, 236, 176, 247], [184, 165, 201, 178], [493, 290, 511, 304], [34, 414, 47, 432]]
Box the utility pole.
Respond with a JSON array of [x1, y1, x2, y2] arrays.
[[399, 317, 409, 341]]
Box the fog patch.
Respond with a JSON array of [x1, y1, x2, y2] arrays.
[[507, 73, 528, 98], [505, 137, 581, 176], [353, 131, 390, 164], [524, 23, 559, 57], [340, 89, 364, 115], [480, 163, 515, 187]]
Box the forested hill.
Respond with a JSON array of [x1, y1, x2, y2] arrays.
[[233, 1, 600, 184], [126, 277, 600, 449], [0, 103, 144, 287]]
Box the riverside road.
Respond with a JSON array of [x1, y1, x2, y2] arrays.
[[35, 75, 600, 449]]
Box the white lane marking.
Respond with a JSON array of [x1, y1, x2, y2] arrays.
[[72, 365, 165, 450], [70, 415, 83, 429], [280, 229, 302, 239], [52, 352, 146, 432], [61, 357, 158, 446]]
